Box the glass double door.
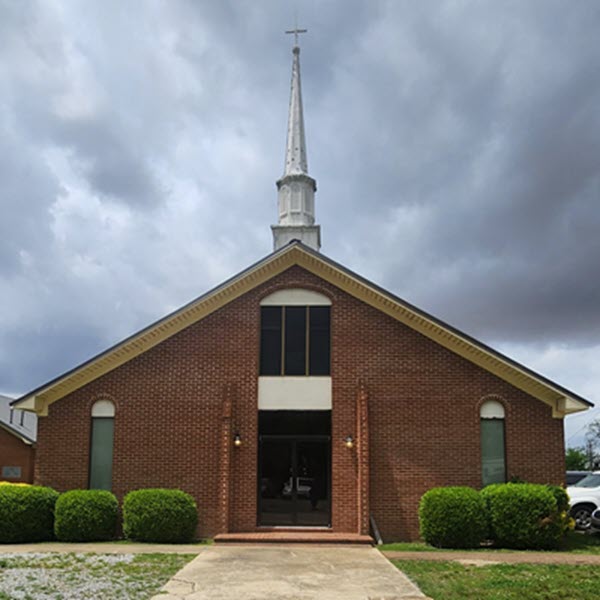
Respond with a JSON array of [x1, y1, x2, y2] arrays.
[[259, 436, 330, 527]]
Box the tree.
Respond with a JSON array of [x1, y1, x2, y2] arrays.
[[565, 446, 588, 470], [580, 418, 600, 470]]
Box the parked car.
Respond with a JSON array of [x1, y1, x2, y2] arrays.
[[590, 507, 600, 532], [567, 471, 600, 529], [566, 470, 593, 486]]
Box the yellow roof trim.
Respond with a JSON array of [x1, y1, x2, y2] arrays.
[[14, 243, 590, 418]]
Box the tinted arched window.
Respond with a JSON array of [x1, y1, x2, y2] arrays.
[[89, 400, 115, 490], [480, 400, 506, 486]]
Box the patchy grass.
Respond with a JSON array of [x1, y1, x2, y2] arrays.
[[92, 538, 213, 546], [0, 552, 195, 599], [394, 560, 600, 600], [561, 531, 600, 554], [380, 531, 600, 554]]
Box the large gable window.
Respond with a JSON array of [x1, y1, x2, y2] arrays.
[[260, 289, 331, 376], [89, 399, 115, 491]]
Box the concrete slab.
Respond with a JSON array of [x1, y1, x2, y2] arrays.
[[153, 544, 429, 600]]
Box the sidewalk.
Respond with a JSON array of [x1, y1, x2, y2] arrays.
[[154, 544, 429, 599]]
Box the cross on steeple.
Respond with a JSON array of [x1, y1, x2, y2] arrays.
[[285, 26, 307, 48]]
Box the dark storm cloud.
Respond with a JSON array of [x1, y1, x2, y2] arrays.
[[0, 328, 104, 394], [306, 1, 600, 346]]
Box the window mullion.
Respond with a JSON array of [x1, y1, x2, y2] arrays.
[[305, 306, 310, 376], [281, 306, 286, 375]]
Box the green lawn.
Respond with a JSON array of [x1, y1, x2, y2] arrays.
[[380, 530, 600, 554], [395, 560, 600, 600], [0, 552, 195, 599]]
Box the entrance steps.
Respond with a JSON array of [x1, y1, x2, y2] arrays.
[[214, 530, 373, 545]]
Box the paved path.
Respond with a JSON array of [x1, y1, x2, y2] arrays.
[[0, 541, 203, 554], [383, 549, 600, 565], [154, 544, 429, 600]]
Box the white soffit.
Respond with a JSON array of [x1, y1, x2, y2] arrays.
[[260, 288, 331, 306], [258, 377, 332, 410]]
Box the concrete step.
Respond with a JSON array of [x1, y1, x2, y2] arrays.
[[214, 531, 374, 544]]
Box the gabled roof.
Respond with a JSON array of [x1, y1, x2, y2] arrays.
[[13, 241, 592, 418], [0, 394, 36, 444]]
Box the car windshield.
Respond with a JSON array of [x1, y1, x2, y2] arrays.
[[573, 474, 600, 488]]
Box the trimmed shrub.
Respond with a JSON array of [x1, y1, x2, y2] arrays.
[[483, 483, 566, 549], [480, 483, 510, 538], [123, 489, 198, 543], [419, 487, 487, 548], [55, 490, 119, 542], [0, 484, 59, 543]]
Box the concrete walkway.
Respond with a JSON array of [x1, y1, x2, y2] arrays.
[[154, 544, 428, 600]]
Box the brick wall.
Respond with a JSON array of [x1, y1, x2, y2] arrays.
[[34, 265, 565, 540], [0, 428, 35, 483]]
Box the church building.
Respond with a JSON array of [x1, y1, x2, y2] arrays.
[[13, 38, 592, 542]]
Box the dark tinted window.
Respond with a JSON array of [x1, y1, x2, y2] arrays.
[[89, 418, 114, 491], [259, 410, 331, 435], [309, 306, 330, 375], [284, 306, 306, 375], [260, 306, 282, 375], [260, 304, 330, 376]]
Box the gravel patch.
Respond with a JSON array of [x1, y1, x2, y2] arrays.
[[0, 552, 191, 600]]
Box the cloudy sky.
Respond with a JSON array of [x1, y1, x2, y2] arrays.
[[1, 0, 598, 446]]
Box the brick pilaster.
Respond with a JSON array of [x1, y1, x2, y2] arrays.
[[219, 386, 233, 534], [356, 382, 370, 535]]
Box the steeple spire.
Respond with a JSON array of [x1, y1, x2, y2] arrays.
[[272, 30, 321, 252]]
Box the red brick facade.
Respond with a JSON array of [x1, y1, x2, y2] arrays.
[[34, 265, 565, 541], [0, 427, 35, 483]]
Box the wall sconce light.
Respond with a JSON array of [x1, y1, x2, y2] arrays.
[[344, 435, 354, 449], [233, 433, 242, 447]]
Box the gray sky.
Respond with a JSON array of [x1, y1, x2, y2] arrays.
[[1, 0, 599, 446]]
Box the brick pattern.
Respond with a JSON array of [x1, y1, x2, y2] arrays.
[[356, 384, 370, 535], [34, 265, 565, 541], [0, 428, 35, 483]]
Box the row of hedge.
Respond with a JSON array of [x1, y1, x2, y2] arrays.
[[0, 484, 198, 544], [419, 483, 572, 550]]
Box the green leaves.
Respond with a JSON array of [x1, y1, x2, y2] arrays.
[[54, 489, 119, 542], [482, 483, 568, 549], [0, 484, 59, 543], [419, 487, 487, 549], [123, 489, 198, 543]]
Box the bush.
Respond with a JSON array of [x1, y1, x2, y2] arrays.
[[480, 483, 506, 539], [54, 490, 119, 542], [123, 489, 198, 543], [483, 483, 566, 549], [0, 483, 59, 543], [419, 487, 487, 548]]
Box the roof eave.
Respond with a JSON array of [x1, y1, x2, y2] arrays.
[[12, 241, 593, 419]]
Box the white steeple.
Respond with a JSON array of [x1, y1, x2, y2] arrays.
[[272, 30, 321, 252]]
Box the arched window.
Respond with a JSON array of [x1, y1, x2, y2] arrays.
[[480, 400, 506, 487], [89, 400, 115, 491]]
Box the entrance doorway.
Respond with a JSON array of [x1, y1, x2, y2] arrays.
[[258, 411, 331, 527]]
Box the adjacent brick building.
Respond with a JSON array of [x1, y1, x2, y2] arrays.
[[0, 394, 36, 483]]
